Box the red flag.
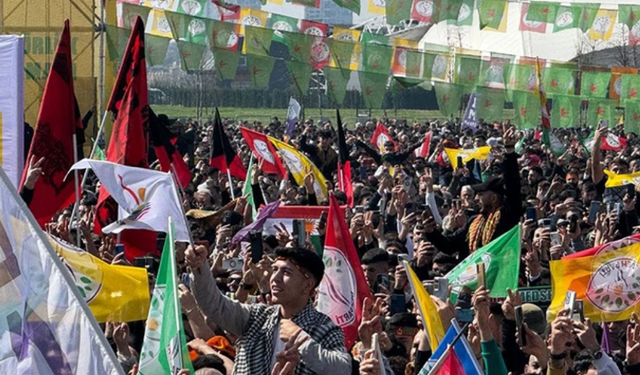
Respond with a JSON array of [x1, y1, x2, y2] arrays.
[[414, 131, 433, 158], [564, 234, 640, 259], [21, 20, 82, 227], [150, 110, 192, 188], [336, 110, 354, 207], [300, 20, 327, 36], [370, 122, 396, 152], [600, 134, 628, 151], [431, 348, 466, 375], [210, 109, 247, 180], [214, 1, 241, 21], [240, 127, 286, 177], [411, 0, 435, 23], [318, 194, 372, 349]]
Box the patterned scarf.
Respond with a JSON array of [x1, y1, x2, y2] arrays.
[[468, 210, 501, 253]]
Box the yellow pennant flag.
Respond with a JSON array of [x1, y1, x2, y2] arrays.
[[404, 261, 445, 352], [368, 0, 385, 14], [268, 137, 328, 202], [148, 9, 174, 38], [239, 8, 270, 35], [548, 242, 640, 322], [393, 37, 418, 49], [603, 169, 640, 188], [332, 26, 361, 42], [444, 146, 492, 169], [588, 9, 617, 41], [49, 235, 150, 323]]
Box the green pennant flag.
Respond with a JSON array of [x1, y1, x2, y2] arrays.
[[581, 71, 611, 98], [121, 3, 151, 29], [176, 41, 204, 71], [445, 226, 521, 301], [454, 55, 481, 90], [544, 128, 567, 156], [362, 43, 393, 75], [211, 20, 239, 50], [553, 5, 582, 32], [439, 0, 463, 22], [360, 71, 388, 109], [334, 0, 361, 15], [91, 138, 107, 161], [481, 53, 513, 87], [269, 14, 299, 43], [327, 39, 356, 70], [138, 219, 194, 375], [478, 0, 506, 30], [423, 52, 450, 81], [578, 3, 600, 32], [619, 5, 640, 29], [551, 94, 582, 128], [177, 0, 208, 16], [105, 25, 131, 62], [587, 98, 616, 127], [452, 0, 474, 26], [393, 76, 425, 89], [543, 66, 575, 95], [526, 1, 560, 23], [285, 60, 313, 97], [405, 50, 423, 78], [247, 54, 275, 88], [434, 82, 463, 117], [244, 25, 274, 56], [284, 32, 313, 64], [579, 128, 595, 156], [243, 156, 257, 220], [146, 34, 171, 67], [621, 75, 640, 101], [324, 67, 350, 105], [624, 99, 640, 135], [508, 64, 536, 92], [386, 0, 412, 25], [361, 32, 389, 46], [165, 11, 209, 44], [212, 47, 239, 80], [512, 90, 540, 129], [475, 86, 505, 122]]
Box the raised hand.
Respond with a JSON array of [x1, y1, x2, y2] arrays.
[[24, 156, 44, 190]]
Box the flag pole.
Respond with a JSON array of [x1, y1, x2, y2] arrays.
[[167, 216, 186, 370], [227, 169, 235, 200], [425, 322, 470, 375], [72, 133, 82, 248], [169, 171, 195, 249]]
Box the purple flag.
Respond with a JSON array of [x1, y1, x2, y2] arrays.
[[230, 199, 281, 248], [601, 322, 611, 355], [285, 97, 301, 136], [461, 93, 478, 133]]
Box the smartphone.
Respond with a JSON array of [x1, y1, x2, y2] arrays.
[[222, 257, 243, 271], [550, 232, 561, 247], [293, 219, 306, 248], [249, 230, 264, 264], [588, 201, 602, 223], [538, 218, 552, 229], [615, 202, 622, 216], [628, 184, 636, 197], [318, 211, 328, 230], [457, 156, 464, 169], [115, 244, 125, 255], [359, 166, 367, 180], [573, 300, 584, 322], [564, 290, 577, 315], [354, 206, 366, 214], [376, 274, 390, 292], [526, 207, 537, 222], [476, 263, 486, 290], [389, 294, 406, 315], [515, 305, 527, 346], [436, 277, 449, 301]]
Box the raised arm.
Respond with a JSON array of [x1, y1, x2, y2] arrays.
[[355, 140, 382, 165], [591, 127, 604, 184], [502, 128, 523, 221]]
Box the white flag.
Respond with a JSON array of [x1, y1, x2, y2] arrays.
[[70, 159, 190, 242], [0, 167, 124, 375]]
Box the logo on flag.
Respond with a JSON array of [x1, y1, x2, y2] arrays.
[[318, 246, 357, 327], [587, 257, 640, 312], [254, 139, 276, 163]]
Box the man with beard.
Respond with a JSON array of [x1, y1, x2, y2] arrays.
[[423, 127, 522, 258]]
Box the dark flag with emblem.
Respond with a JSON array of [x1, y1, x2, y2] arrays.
[[96, 16, 158, 261], [149, 109, 192, 189], [20, 20, 83, 227], [336, 109, 353, 207], [210, 108, 247, 180]]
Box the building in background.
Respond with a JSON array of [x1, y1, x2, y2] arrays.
[[304, 1, 352, 26]]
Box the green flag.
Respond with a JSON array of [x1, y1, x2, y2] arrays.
[[509, 64, 536, 92], [177, 0, 208, 16], [361, 32, 389, 46], [393, 76, 426, 89], [438, 0, 463, 22], [362, 43, 393, 74], [526, 1, 559, 23], [587, 98, 616, 127], [452, 0, 474, 26], [284, 32, 313, 64], [445, 226, 521, 301], [121, 3, 151, 29], [578, 3, 600, 32], [478, 0, 506, 30], [165, 11, 209, 44], [285, 60, 313, 97], [551, 94, 582, 128], [176, 41, 204, 71], [91, 138, 107, 161], [543, 66, 575, 95], [212, 47, 239, 80], [544, 128, 567, 156], [138, 219, 194, 375], [327, 39, 355, 70], [146, 34, 171, 67], [476, 87, 505, 122], [423, 52, 450, 81], [359, 71, 388, 109], [244, 25, 273, 56], [434, 82, 463, 117], [512, 90, 540, 129], [481, 53, 513, 87], [269, 14, 299, 43], [553, 5, 581, 32], [105, 25, 131, 62], [624, 99, 640, 135], [247, 54, 275, 88], [211, 20, 239, 50], [324, 67, 350, 105], [621, 75, 640, 101], [619, 5, 640, 29], [405, 49, 423, 78], [455, 55, 481, 90], [334, 0, 360, 15], [581, 71, 610, 98], [243, 156, 257, 220]]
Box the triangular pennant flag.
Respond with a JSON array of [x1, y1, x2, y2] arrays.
[[475, 86, 505, 123], [212, 47, 240, 80], [243, 25, 274, 56], [146, 34, 171, 67], [581, 71, 611, 98], [512, 90, 540, 129], [434, 82, 463, 117], [362, 43, 393, 75], [324, 67, 350, 105], [285, 60, 313, 97], [551, 94, 582, 128], [175, 40, 204, 71], [359, 71, 389, 109], [247, 54, 275, 88]]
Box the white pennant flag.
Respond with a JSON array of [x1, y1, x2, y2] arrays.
[[70, 159, 190, 242], [0, 167, 124, 375]]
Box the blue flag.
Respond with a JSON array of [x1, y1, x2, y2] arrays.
[[419, 320, 483, 375], [285, 97, 301, 136]]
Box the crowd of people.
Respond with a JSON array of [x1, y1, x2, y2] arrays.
[[34, 113, 640, 375]]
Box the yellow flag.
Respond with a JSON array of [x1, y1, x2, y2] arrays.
[[393, 37, 418, 49], [239, 8, 270, 34], [332, 26, 361, 42], [268, 137, 328, 202], [368, 0, 385, 14], [444, 147, 492, 169], [548, 242, 640, 322], [50, 235, 150, 323], [603, 169, 640, 188], [148, 9, 173, 38], [269, 0, 284, 4], [589, 10, 617, 41], [404, 261, 445, 352]]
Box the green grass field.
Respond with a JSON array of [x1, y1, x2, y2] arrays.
[[153, 105, 516, 126]]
